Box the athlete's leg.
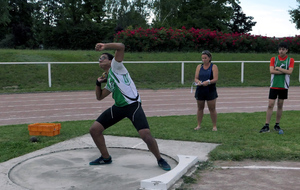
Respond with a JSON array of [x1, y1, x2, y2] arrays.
[[276, 99, 284, 123], [195, 100, 205, 130], [265, 99, 276, 124], [138, 129, 162, 160], [207, 98, 217, 130], [89, 121, 110, 158]]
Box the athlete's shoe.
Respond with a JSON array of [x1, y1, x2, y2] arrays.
[[274, 125, 281, 131], [259, 125, 270, 133], [89, 156, 112, 165], [158, 158, 171, 171]]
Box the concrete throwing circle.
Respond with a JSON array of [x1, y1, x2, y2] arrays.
[[9, 147, 178, 190]]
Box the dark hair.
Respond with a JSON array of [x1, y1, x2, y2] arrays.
[[102, 53, 114, 60], [278, 42, 288, 49], [202, 50, 212, 62]]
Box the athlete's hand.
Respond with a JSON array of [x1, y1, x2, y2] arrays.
[[95, 43, 105, 51]]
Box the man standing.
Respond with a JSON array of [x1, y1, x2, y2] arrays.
[[260, 42, 294, 133], [89, 42, 171, 171]]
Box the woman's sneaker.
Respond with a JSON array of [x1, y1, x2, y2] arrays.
[[158, 158, 171, 171], [259, 125, 270, 133], [89, 156, 112, 165]]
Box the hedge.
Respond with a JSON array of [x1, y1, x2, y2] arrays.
[[114, 27, 300, 53]]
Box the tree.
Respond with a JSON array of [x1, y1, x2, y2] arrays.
[[0, 0, 11, 41], [178, 0, 240, 32], [151, 0, 240, 32], [106, 0, 151, 29], [8, 0, 35, 48], [151, 0, 181, 28], [228, 3, 256, 33], [31, 0, 112, 49], [289, 0, 300, 29]]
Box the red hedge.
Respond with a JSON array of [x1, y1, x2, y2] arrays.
[[114, 27, 300, 53]]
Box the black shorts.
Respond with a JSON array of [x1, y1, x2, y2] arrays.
[[96, 102, 149, 131], [195, 87, 218, 101], [269, 88, 288, 99]]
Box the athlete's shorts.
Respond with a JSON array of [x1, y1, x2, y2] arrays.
[[269, 88, 288, 99], [195, 87, 218, 101], [96, 102, 149, 131]]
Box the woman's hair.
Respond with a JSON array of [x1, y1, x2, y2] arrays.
[[202, 50, 212, 62]]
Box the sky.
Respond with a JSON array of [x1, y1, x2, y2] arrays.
[[239, 0, 299, 37]]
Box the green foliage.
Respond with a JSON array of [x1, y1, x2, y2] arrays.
[[229, 4, 256, 33], [289, 0, 300, 29]]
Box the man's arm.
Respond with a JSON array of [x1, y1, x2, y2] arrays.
[[95, 82, 111, 101], [95, 43, 125, 62], [270, 57, 294, 75], [274, 67, 294, 75]]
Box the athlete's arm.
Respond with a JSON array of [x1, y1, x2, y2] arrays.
[[95, 43, 125, 62], [95, 84, 111, 101], [275, 67, 294, 75], [269, 57, 284, 74], [211, 64, 218, 84], [274, 58, 294, 75], [194, 64, 202, 85]]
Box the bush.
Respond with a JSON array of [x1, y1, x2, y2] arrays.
[[114, 27, 300, 53]]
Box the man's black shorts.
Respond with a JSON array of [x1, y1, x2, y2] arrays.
[[269, 88, 288, 99], [96, 102, 149, 131]]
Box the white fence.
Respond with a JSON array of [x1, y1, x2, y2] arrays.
[[1, 61, 299, 87]]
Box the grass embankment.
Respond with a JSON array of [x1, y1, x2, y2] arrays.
[[1, 49, 299, 93]]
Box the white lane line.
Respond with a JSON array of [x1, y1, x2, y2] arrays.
[[0, 113, 97, 121], [0, 107, 105, 114], [2, 104, 300, 116], [221, 166, 300, 170], [131, 142, 144, 149]]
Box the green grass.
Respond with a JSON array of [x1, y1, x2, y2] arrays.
[[1, 111, 300, 163], [1, 49, 300, 93]]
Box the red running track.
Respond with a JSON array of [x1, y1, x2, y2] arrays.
[[1, 87, 300, 126]]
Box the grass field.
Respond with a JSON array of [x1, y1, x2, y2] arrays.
[[1, 49, 300, 166]]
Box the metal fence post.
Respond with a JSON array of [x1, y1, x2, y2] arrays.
[[241, 62, 244, 83], [181, 62, 184, 84], [48, 63, 52, 87]]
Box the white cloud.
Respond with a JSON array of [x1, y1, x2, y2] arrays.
[[239, 0, 299, 37]]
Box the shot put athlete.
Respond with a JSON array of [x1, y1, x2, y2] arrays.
[[89, 42, 171, 171]]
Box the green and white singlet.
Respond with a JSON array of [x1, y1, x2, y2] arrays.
[[270, 57, 291, 89], [105, 58, 141, 107]]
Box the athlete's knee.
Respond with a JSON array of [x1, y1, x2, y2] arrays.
[[268, 101, 275, 109], [208, 106, 216, 112], [277, 103, 284, 109], [277, 100, 284, 109], [89, 121, 104, 136], [139, 129, 153, 143]]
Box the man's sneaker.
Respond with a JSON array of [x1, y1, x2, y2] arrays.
[[274, 125, 281, 131], [89, 156, 112, 165], [259, 125, 270, 133], [158, 158, 171, 171]]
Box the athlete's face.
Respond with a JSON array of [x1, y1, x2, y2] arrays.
[[201, 54, 211, 64], [99, 55, 111, 70], [278, 47, 288, 58]]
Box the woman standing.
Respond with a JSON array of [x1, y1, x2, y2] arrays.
[[194, 50, 219, 131]]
